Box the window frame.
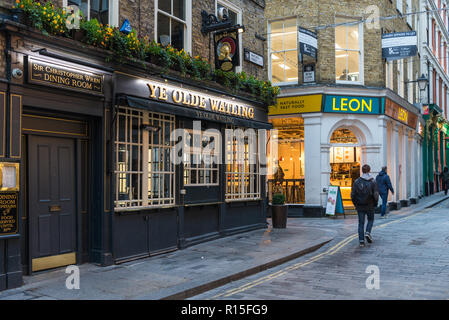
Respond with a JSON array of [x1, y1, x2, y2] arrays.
[[335, 17, 364, 85], [267, 17, 299, 86], [182, 129, 220, 187], [63, 0, 118, 26], [114, 107, 176, 211], [154, 0, 192, 54], [224, 126, 261, 202]]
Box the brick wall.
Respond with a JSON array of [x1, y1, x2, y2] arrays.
[[120, 0, 267, 81]]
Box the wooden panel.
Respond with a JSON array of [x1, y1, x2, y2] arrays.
[[10, 95, 22, 158], [22, 114, 88, 137]]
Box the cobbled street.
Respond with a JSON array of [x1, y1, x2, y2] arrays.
[[191, 198, 449, 300]]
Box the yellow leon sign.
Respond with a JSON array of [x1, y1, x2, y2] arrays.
[[269, 94, 322, 115]]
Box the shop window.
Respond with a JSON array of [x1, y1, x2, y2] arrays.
[[183, 129, 220, 186], [267, 117, 305, 204], [329, 129, 361, 209], [335, 17, 363, 84], [115, 107, 176, 210], [268, 18, 298, 85], [65, 0, 118, 26], [156, 0, 192, 52], [225, 126, 260, 201]]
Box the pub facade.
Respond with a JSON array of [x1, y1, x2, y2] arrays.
[[0, 0, 271, 291]]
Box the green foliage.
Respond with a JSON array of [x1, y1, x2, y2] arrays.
[[17, 0, 280, 105], [272, 193, 286, 205]]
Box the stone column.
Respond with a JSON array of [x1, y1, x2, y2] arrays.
[[391, 123, 399, 203], [404, 127, 411, 200], [410, 131, 417, 199], [303, 113, 322, 206]]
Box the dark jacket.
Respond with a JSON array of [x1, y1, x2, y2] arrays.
[[351, 174, 379, 211], [441, 171, 449, 183], [376, 170, 394, 195]]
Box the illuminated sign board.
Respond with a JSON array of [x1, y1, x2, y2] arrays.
[[269, 94, 322, 115], [384, 99, 418, 129], [27, 57, 104, 94], [146, 80, 255, 119], [324, 95, 380, 114]]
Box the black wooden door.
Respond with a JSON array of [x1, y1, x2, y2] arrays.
[[28, 135, 76, 261]]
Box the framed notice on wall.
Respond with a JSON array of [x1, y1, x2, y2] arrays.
[[0, 192, 19, 238]]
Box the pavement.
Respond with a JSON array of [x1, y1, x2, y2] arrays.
[[0, 192, 447, 300]]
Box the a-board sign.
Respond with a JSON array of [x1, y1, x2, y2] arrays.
[[325, 185, 345, 217], [0, 192, 19, 237]]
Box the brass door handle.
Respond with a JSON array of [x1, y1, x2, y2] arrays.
[[49, 205, 61, 212]]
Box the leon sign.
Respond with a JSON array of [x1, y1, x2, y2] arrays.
[[324, 95, 381, 114]]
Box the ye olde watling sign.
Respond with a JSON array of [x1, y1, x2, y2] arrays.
[[28, 57, 104, 94], [0, 192, 18, 236], [146, 80, 255, 119]]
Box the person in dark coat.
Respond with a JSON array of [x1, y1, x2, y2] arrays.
[[376, 166, 394, 218], [351, 164, 379, 247], [441, 167, 449, 196]]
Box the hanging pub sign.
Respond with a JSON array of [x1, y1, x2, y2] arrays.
[[298, 27, 318, 61], [382, 31, 417, 61], [27, 57, 104, 94], [214, 28, 240, 72]]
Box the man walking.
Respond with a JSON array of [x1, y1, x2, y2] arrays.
[[351, 164, 379, 247], [376, 166, 395, 218]]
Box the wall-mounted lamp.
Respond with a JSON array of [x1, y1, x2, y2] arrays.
[[201, 10, 232, 34]]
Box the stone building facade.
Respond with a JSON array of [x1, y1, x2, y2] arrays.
[[265, 0, 425, 216]]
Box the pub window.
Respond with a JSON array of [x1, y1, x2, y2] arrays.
[[156, 0, 192, 52], [183, 129, 220, 186], [64, 0, 118, 26], [268, 18, 298, 85], [335, 17, 363, 84], [115, 107, 176, 209], [225, 126, 260, 201]]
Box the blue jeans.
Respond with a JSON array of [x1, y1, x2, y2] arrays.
[[380, 193, 388, 216], [358, 210, 374, 242]]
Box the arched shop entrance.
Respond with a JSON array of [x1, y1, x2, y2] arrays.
[[329, 128, 361, 209]]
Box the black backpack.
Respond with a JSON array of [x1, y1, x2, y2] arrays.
[[351, 177, 374, 207]]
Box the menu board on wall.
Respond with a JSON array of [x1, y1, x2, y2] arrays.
[[343, 147, 354, 162], [0, 192, 18, 237], [334, 147, 344, 163]]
